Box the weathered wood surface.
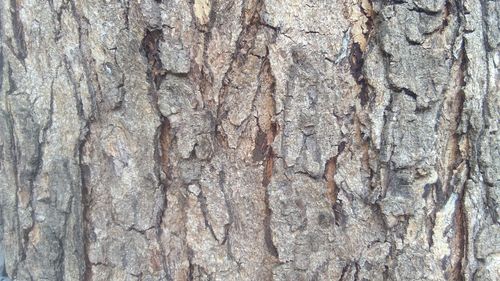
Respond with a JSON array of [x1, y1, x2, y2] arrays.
[[0, 0, 498, 280]]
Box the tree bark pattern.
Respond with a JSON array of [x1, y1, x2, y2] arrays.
[[0, 0, 498, 280]]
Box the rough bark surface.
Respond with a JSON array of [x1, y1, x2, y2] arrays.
[[0, 0, 499, 280]]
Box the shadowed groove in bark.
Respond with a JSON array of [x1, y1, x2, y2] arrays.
[[141, 28, 165, 91], [191, 0, 217, 108], [81, 163, 92, 281], [263, 184, 278, 258], [7, 0, 27, 65], [1, 1, 24, 274], [210, 0, 280, 259], [351, 42, 369, 106], [157, 117, 172, 280], [215, 0, 268, 135], [349, 0, 374, 107], [159, 119, 171, 180], [3, 96, 23, 279], [262, 123, 278, 258], [324, 157, 337, 205], [252, 47, 280, 259], [141, 14, 176, 279], [444, 33, 468, 281], [324, 141, 346, 205], [254, 50, 278, 176], [451, 183, 467, 281], [197, 181, 221, 244]]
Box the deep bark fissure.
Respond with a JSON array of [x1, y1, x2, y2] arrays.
[[350, 0, 374, 107], [81, 162, 92, 281], [257, 58, 279, 259], [4, 95, 22, 279], [7, 0, 27, 65], [141, 28, 165, 91]]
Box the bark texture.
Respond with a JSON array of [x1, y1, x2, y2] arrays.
[[0, 0, 499, 280]]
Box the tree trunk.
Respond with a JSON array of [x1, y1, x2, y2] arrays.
[[0, 0, 498, 280]]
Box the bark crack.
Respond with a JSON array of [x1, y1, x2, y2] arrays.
[[141, 28, 165, 91], [7, 0, 28, 66], [142, 22, 174, 280]]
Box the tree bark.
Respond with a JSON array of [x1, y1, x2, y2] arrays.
[[0, 0, 499, 280]]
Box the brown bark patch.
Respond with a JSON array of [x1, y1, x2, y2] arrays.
[[324, 157, 337, 203], [141, 29, 165, 89], [261, 123, 278, 187], [159, 119, 171, 178]]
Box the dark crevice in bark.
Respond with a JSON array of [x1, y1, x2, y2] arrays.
[[350, 0, 374, 107], [438, 34, 468, 279], [57, 231, 68, 281], [16, 95, 47, 278], [215, 0, 268, 146], [138, 13, 172, 265], [79, 130, 92, 281], [73, 49, 92, 280], [425, 200, 437, 249], [339, 263, 349, 281], [441, 87, 466, 203], [5, 78, 39, 277], [353, 262, 360, 281], [234, 0, 264, 65], [143, 25, 174, 280], [324, 141, 346, 205], [350, 42, 370, 107], [450, 182, 467, 281], [262, 146, 275, 188], [324, 157, 337, 203], [263, 160, 278, 258], [7, 0, 27, 66], [6, 64, 17, 96], [225, 234, 240, 268], [402, 88, 418, 100], [155, 101, 173, 280], [258, 119, 278, 188], [66, 3, 100, 279], [159, 120, 172, 181], [253, 129, 269, 162], [64, 56, 85, 122], [255, 55, 278, 184], [197, 189, 220, 243], [191, 0, 217, 108], [260, 120, 277, 258], [449, 29, 473, 279], [218, 170, 236, 246], [141, 28, 165, 91], [187, 247, 194, 281], [310, 260, 329, 280], [333, 200, 347, 227], [122, 1, 130, 30], [3, 93, 22, 279], [221, 223, 230, 246], [255, 55, 279, 259], [476, 0, 496, 224], [69, 0, 99, 121], [433, 26, 466, 222], [263, 196, 278, 259], [352, 0, 378, 201], [0, 39, 3, 93], [81, 165, 92, 281]]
